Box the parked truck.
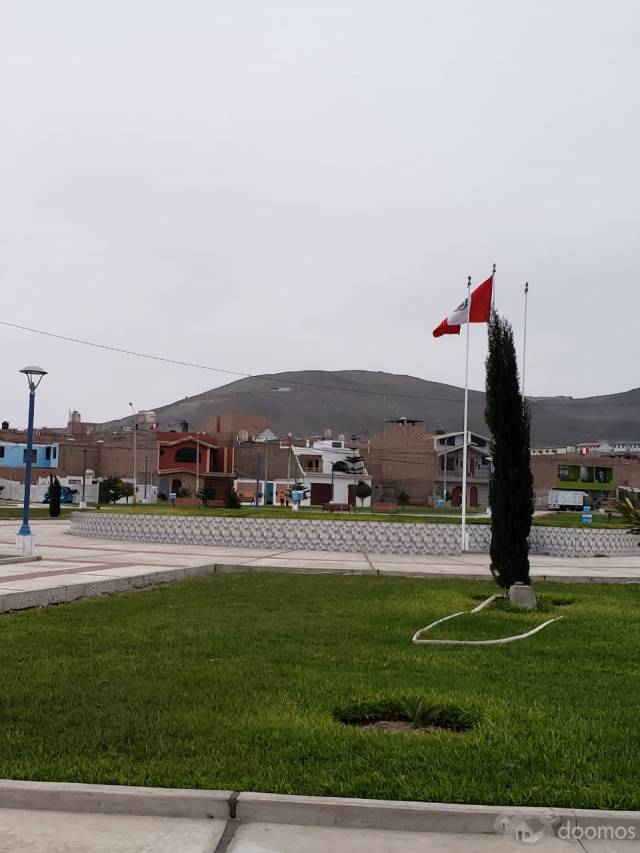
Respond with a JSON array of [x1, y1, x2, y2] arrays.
[[547, 489, 589, 511]]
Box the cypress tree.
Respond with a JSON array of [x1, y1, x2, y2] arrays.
[[485, 312, 534, 588]]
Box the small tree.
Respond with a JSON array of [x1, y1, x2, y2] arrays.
[[485, 312, 534, 589], [197, 482, 217, 507], [225, 488, 241, 509], [397, 490, 409, 512], [49, 476, 62, 518], [99, 476, 126, 504], [355, 480, 372, 509], [120, 482, 135, 504]]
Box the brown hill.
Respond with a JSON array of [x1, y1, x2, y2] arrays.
[[98, 370, 640, 446]]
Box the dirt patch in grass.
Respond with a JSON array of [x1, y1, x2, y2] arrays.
[[354, 720, 457, 735]]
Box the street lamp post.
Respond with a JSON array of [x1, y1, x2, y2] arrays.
[[17, 365, 47, 555]]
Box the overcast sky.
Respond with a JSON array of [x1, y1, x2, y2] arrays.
[[2, 0, 638, 428]]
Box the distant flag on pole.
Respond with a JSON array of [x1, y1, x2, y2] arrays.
[[432, 275, 493, 337]]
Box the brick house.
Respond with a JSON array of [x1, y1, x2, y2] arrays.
[[156, 432, 235, 500]]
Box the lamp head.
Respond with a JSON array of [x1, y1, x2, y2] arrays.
[[20, 365, 47, 391]]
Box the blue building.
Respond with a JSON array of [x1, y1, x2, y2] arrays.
[[0, 441, 59, 470]]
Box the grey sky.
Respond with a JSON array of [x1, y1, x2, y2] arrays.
[[2, 0, 638, 428]]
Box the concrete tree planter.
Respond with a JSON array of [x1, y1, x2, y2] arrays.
[[508, 583, 537, 610]]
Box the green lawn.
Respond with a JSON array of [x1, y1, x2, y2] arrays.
[[532, 512, 628, 528], [95, 505, 629, 529], [96, 505, 490, 524], [0, 507, 76, 520], [0, 574, 639, 809], [0, 504, 627, 529]]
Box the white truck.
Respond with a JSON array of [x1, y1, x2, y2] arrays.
[[547, 489, 589, 511]]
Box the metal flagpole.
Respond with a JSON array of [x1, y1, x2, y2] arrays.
[[461, 275, 471, 553], [522, 282, 529, 397], [491, 262, 496, 310]]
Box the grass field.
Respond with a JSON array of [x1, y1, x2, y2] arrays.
[[0, 573, 639, 809], [0, 507, 76, 520], [94, 504, 490, 524], [0, 505, 628, 529], [95, 505, 628, 528]]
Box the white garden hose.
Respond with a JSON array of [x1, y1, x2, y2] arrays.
[[412, 595, 564, 646]]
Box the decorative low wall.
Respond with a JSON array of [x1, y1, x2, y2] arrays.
[[70, 513, 640, 559], [528, 526, 640, 558]]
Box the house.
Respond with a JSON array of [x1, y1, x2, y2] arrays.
[[531, 453, 640, 507], [433, 430, 492, 508], [234, 437, 372, 507], [291, 437, 372, 506], [0, 440, 59, 482], [156, 432, 235, 501], [362, 418, 437, 505]]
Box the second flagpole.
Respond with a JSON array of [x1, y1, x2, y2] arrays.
[[461, 275, 471, 553]]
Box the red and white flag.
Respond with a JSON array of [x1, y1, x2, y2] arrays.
[[433, 275, 493, 338]]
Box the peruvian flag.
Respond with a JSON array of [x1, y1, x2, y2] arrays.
[[433, 275, 493, 338]]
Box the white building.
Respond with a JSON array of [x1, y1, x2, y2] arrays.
[[236, 437, 373, 507]]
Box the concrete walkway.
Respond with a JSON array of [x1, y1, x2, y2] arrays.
[[0, 519, 639, 613], [0, 781, 637, 852]]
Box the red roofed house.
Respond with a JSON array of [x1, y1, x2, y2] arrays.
[[156, 431, 235, 503]]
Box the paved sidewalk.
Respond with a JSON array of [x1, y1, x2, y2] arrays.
[[0, 810, 588, 852], [0, 519, 639, 614], [0, 782, 636, 852]]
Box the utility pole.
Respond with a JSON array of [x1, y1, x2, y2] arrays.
[[195, 438, 200, 499], [129, 403, 137, 504], [263, 441, 269, 505], [255, 451, 262, 508]]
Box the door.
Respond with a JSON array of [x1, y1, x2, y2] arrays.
[[264, 482, 274, 505], [348, 484, 357, 507], [311, 482, 332, 506], [451, 486, 462, 507], [469, 486, 478, 508]]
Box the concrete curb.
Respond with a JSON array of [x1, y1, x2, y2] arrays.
[[2, 559, 640, 616], [0, 555, 42, 566], [214, 562, 375, 576], [0, 782, 639, 835], [0, 780, 230, 819], [0, 563, 219, 614]]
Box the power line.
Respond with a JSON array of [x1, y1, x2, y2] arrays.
[[2, 318, 639, 407]]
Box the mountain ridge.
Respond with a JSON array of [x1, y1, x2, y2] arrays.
[[98, 370, 640, 446]]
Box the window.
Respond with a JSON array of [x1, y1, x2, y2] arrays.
[[558, 465, 573, 481], [594, 466, 613, 484], [446, 436, 456, 446], [580, 466, 593, 482], [52, 446, 57, 459], [23, 449, 37, 463], [175, 447, 198, 463], [0, 447, 4, 459], [45, 446, 52, 460]]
